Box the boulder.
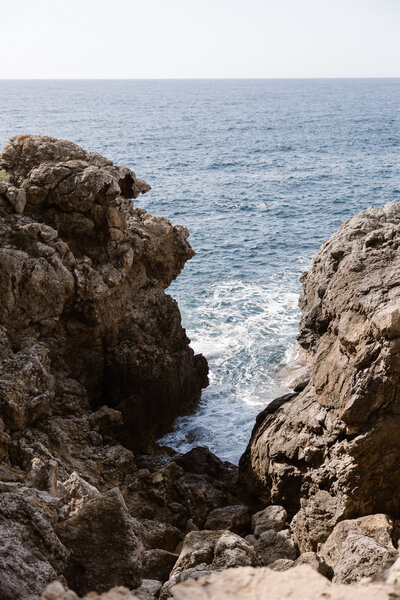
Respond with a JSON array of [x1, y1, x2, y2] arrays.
[[160, 530, 260, 598], [0, 134, 208, 452], [319, 514, 398, 583], [141, 549, 179, 581], [251, 505, 287, 536], [0, 486, 69, 599], [204, 505, 250, 535], [252, 528, 297, 565], [57, 488, 142, 594], [40, 581, 140, 600]]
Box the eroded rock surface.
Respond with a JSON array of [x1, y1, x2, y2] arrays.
[[0, 136, 212, 598], [240, 203, 400, 550], [170, 565, 400, 600]]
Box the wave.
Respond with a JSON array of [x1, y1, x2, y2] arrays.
[[160, 277, 300, 463]]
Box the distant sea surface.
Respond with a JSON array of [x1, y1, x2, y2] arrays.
[[1, 79, 399, 462]]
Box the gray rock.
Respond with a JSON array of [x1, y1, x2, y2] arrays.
[[319, 514, 398, 583], [251, 505, 287, 536], [204, 505, 250, 535], [57, 488, 143, 594]]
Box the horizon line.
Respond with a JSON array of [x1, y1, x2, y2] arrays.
[[0, 76, 400, 81]]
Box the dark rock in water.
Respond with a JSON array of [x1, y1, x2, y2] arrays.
[[239, 203, 400, 549]]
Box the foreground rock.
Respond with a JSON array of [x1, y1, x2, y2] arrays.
[[0, 136, 212, 597], [239, 203, 400, 550], [170, 565, 400, 600]]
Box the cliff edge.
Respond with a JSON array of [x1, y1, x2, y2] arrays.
[[240, 202, 400, 552], [0, 135, 208, 451]]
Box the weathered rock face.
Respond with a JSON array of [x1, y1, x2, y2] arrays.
[[0, 134, 208, 449], [239, 202, 400, 550], [169, 565, 400, 600], [0, 135, 211, 597], [319, 514, 398, 584]]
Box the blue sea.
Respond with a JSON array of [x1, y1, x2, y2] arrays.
[[1, 79, 399, 463]]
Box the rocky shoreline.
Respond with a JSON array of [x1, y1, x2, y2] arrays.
[[1, 136, 400, 599]]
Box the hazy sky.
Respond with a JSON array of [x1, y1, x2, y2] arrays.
[[0, 0, 399, 78]]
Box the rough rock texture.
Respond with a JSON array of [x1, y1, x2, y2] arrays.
[[240, 203, 400, 550], [0, 136, 214, 598], [204, 505, 250, 535], [40, 581, 139, 600], [0, 134, 208, 451], [57, 488, 143, 593], [170, 565, 400, 600], [4, 139, 400, 598], [160, 530, 261, 598], [319, 514, 398, 583]]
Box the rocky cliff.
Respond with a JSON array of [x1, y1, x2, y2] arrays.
[[2, 137, 400, 600], [239, 203, 400, 552], [0, 135, 208, 451]]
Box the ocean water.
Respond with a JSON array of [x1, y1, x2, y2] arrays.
[[1, 79, 399, 463]]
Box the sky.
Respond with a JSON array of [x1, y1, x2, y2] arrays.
[[0, 0, 399, 79]]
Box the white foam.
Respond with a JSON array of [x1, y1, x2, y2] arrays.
[[160, 276, 300, 463]]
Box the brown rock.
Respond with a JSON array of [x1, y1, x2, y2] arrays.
[[141, 549, 179, 581], [57, 488, 142, 594], [319, 514, 398, 583], [170, 565, 400, 600], [251, 505, 287, 536], [239, 203, 400, 548], [204, 505, 250, 535]]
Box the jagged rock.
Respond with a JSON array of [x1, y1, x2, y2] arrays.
[[58, 471, 100, 519], [251, 505, 287, 536], [204, 505, 250, 535], [174, 447, 236, 484], [252, 528, 297, 565], [0, 134, 208, 452], [268, 558, 294, 571], [293, 552, 332, 577], [57, 488, 142, 594], [0, 486, 69, 599], [170, 565, 400, 600], [160, 530, 261, 598], [170, 530, 261, 575], [319, 514, 398, 583], [239, 203, 400, 549], [124, 458, 242, 532], [25, 456, 58, 494], [135, 519, 182, 553]]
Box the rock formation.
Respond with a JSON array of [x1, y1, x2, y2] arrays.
[[239, 202, 400, 552], [3, 136, 400, 599], [0, 134, 208, 452], [0, 135, 215, 598]]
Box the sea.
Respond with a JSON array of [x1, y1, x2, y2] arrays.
[[1, 79, 399, 463]]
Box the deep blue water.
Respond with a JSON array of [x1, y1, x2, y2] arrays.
[[1, 79, 399, 462]]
